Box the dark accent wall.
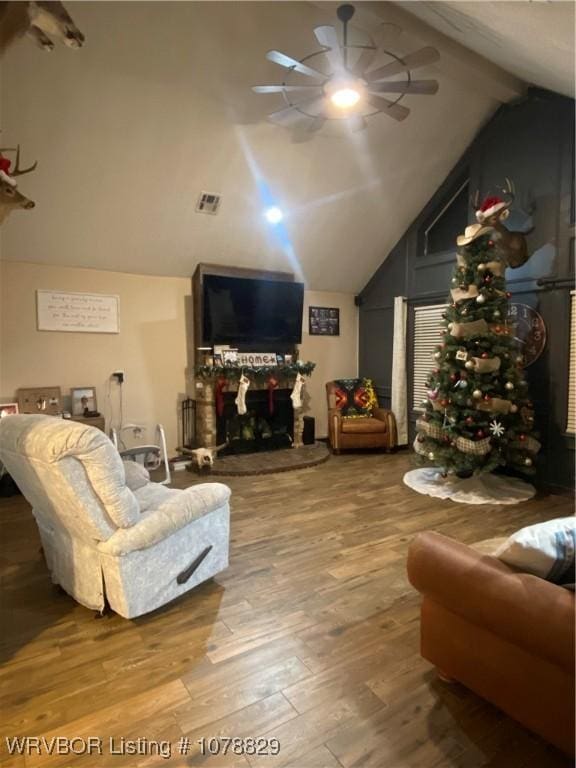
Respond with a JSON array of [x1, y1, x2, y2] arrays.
[[359, 89, 575, 492]]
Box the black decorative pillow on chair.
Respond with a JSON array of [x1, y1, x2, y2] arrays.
[[333, 378, 377, 418]]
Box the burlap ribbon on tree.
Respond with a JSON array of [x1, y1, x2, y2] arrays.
[[450, 285, 479, 302], [455, 435, 492, 455], [511, 436, 541, 454], [456, 254, 505, 277], [475, 397, 512, 414], [416, 419, 444, 439], [468, 356, 501, 374], [485, 260, 505, 276], [450, 319, 489, 338]]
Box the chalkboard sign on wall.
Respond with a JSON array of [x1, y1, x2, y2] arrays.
[[309, 306, 340, 336]]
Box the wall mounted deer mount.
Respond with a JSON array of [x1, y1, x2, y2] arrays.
[[473, 179, 534, 269], [0, 1, 84, 54], [0, 146, 37, 225]]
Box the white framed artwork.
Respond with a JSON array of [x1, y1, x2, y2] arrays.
[[36, 290, 120, 334]]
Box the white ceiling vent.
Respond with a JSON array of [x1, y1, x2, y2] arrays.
[[196, 191, 221, 215]]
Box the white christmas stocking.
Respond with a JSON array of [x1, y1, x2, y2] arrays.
[[291, 373, 305, 410], [235, 374, 250, 415]]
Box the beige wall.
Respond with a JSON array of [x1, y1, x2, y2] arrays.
[[0, 261, 190, 453], [0, 262, 357, 449], [300, 291, 358, 438]]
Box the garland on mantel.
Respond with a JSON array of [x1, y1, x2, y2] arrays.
[[195, 361, 316, 383]]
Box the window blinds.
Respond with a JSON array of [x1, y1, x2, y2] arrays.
[[413, 303, 447, 412]]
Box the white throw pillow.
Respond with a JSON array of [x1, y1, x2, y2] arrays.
[[494, 517, 576, 584], [122, 460, 150, 491]]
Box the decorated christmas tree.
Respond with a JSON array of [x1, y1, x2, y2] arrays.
[[414, 194, 541, 478]]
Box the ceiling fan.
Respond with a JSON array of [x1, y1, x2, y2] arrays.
[[252, 3, 440, 133]]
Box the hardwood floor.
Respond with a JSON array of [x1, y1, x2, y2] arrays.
[[0, 452, 573, 767]]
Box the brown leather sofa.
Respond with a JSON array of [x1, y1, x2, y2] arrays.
[[326, 381, 397, 454], [407, 531, 575, 756]]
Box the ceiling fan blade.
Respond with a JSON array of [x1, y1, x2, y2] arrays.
[[351, 23, 402, 76], [347, 114, 367, 132], [367, 47, 440, 82], [252, 85, 323, 94], [308, 115, 326, 133], [367, 95, 410, 122], [369, 79, 439, 95], [352, 46, 378, 77], [266, 50, 327, 80], [313, 25, 344, 72], [269, 96, 325, 126]]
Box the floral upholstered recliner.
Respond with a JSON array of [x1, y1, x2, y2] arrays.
[[0, 415, 230, 618], [326, 378, 397, 454]]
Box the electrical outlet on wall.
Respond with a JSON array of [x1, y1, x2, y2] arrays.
[[112, 370, 125, 384]]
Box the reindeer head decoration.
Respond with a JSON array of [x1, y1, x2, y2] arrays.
[[472, 179, 531, 269], [0, 146, 37, 225]]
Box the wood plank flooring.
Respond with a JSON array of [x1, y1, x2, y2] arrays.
[[0, 451, 573, 767]]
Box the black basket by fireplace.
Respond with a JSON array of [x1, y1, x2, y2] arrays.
[[181, 398, 197, 449]]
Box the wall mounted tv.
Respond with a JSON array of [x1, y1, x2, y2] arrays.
[[202, 275, 304, 346]]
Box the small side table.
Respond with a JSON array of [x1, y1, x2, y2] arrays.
[[70, 415, 106, 432]]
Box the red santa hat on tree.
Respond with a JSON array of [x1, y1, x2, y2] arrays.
[[476, 195, 510, 223], [0, 155, 16, 187]]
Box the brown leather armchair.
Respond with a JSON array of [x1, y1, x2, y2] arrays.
[[407, 531, 575, 756], [326, 381, 397, 454]]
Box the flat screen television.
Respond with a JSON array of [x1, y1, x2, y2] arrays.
[[202, 275, 304, 345]]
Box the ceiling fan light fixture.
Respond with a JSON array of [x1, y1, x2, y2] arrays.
[[330, 87, 361, 109], [325, 78, 365, 111]]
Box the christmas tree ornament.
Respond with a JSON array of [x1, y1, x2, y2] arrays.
[[473, 389, 482, 399], [493, 310, 501, 318], [519, 433, 526, 441], [428, 452, 435, 460], [477, 263, 487, 271], [489, 420, 505, 437], [465, 360, 474, 370], [476, 430, 484, 439], [465, 416, 474, 426], [505, 381, 514, 391], [434, 351, 441, 359], [510, 404, 518, 413], [476, 294, 486, 304], [456, 350, 468, 362], [524, 457, 533, 467]]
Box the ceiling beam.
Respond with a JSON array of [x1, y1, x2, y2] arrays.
[[310, 1, 525, 104]]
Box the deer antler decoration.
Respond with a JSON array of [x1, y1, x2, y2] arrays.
[[10, 145, 37, 177]]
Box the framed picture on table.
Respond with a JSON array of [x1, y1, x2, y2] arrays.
[[71, 387, 97, 417]]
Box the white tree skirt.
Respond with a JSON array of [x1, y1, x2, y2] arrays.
[[403, 468, 536, 505]]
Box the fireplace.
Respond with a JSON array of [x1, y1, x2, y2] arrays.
[[194, 377, 305, 452], [217, 389, 293, 455]]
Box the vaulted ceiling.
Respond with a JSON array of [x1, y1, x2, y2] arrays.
[[1, 1, 572, 292]]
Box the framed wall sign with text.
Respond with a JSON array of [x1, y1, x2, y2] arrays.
[[309, 306, 340, 336]]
